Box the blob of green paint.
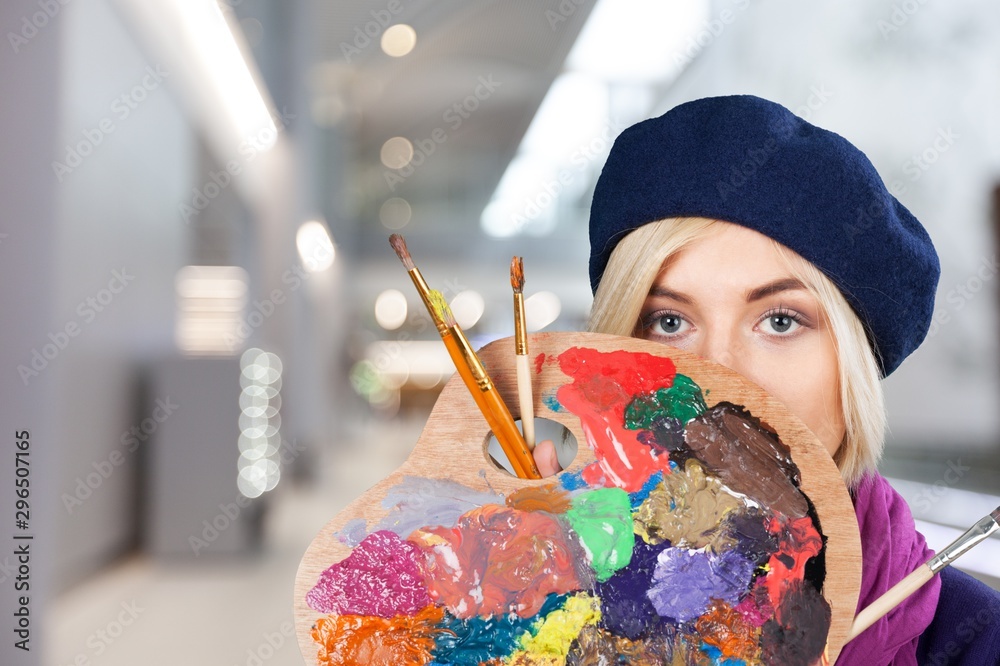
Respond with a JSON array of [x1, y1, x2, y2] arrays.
[[564, 488, 634, 582], [624, 373, 707, 430]]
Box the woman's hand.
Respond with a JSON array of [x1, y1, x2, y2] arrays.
[[532, 439, 562, 477]]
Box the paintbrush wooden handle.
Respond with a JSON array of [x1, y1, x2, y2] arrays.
[[516, 355, 535, 450], [480, 386, 540, 479], [848, 563, 934, 640]]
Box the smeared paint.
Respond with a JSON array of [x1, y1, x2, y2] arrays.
[[628, 471, 663, 509], [734, 580, 775, 628], [517, 593, 602, 658], [557, 470, 589, 491], [310, 604, 443, 666], [556, 348, 679, 492], [409, 505, 583, 619], [335, 518, 368, 547], [684, 402, 808, 519], [594, 539, 671, 640], [760, 579, 831, 666], [431, 594, 566, 665], [634, 459, 740, 550], [764, 515, 825, 610], [374, 475, 505, 537], [543, 394, 564, 413], [564, 488, 634, 582], [695, 602, 761, 662], [625, 373, 707, 428], [566, 625, 675, 665], [647, 548, 755, 622], [506, 484, 571, 514], [306, 530, 430, 616], [534, 353, 547, 374], [726, 508, 780, 567]]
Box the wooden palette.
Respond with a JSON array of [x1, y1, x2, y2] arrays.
[[294, 332, 861, 665]]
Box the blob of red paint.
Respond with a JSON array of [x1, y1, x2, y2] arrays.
[[556, 347, 678, 492]]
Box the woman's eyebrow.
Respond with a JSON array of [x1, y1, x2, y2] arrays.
[[745, 278, 808, 302], [646, 286, 693, 304]]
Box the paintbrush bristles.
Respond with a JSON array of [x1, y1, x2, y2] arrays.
[[389, 234, 415, 271], [510, 256, 524, 293], [992, 506, 1000, 523]]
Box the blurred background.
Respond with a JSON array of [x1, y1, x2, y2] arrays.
[[1, 0, 998, 663]]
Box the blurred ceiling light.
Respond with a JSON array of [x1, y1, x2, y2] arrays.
[[450, 290, 485, 329], [381, 24, 417, 57], [525, 291, 561, 331], [175, 266, 248, 355], [296, 220, 336, 272], [519, 72, 609, 159], [374, 289, 408, 330], [380, 197, 412, 230], [481, 155, 559, 238], [169, 0, 276, 149], [380, 136, 414, 169], [566, 0, 712, 83]]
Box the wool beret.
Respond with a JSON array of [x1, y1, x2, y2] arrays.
[[589, 94, 940, 376]]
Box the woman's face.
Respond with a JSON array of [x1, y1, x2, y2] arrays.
[[636, 222, 845, 457]]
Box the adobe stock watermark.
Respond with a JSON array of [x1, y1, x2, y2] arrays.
[[223, 240, 334, 352], [189, 439, 306, 556], [57, 600, 144, 666], [17, 268, 135, 386], [7, 0, 71, 54], [545, 0, 587, 31], [877, 0, 932, 40], [672, 0, 753, 71], [887, 126, 959, 198], [52, 65, 169, 182], [506, 118, 628, 234], [922, 604, 999, 666], [910, 459, 971, 514], [62, 397, 179, 515], [178, 106, 296, 224], [383, 75, 502, 192], [339, 0, 405, 62], [237, 620, 296, 666], [926, 254, 998, 338], [716, 84, 834, 202]]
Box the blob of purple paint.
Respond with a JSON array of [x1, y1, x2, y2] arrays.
[[647, 547, 754, 622], [305, 530, 431, 617]]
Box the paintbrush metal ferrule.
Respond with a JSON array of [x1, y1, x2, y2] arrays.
[[927, 510, 1000, 573], [448, 325, 493, 391], [513, 292, 527, 355]]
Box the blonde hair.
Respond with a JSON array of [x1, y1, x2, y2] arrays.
[[588, 217, 885, 488]]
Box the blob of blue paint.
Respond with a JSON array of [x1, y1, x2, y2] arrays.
[[431, 593, 566, 664], [594, 540, 672, 640], [558, 470, 590, 491], [629, 471, 663, 509], [544, 394, 564, 412]]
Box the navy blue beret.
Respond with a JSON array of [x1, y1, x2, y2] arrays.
[[589, 94, 940, 376]]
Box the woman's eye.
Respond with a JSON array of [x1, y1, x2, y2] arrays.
[[761, 311, 802, 335], [653, 314, 687, 335]]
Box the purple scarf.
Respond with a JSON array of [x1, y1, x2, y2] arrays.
[[836, 473, 941, 665]]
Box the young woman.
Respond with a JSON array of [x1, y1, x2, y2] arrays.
[[532, 95, 1000, 665]]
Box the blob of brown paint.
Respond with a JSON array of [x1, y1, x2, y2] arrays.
[[506, 483, 572, 514], [633, 459, 740, 550], [310, 604, 443, 666], [695, 602, 762, 662], [566, 625, 675, 666], [683, 402, 808, 519]]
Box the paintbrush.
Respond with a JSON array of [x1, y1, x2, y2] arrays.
[[389, 235, 541, 480], [848, 505, 1000, 640], [510, 257, 535, 451]]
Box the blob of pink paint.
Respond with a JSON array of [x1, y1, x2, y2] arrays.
[[306, 530, 431, 617]]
